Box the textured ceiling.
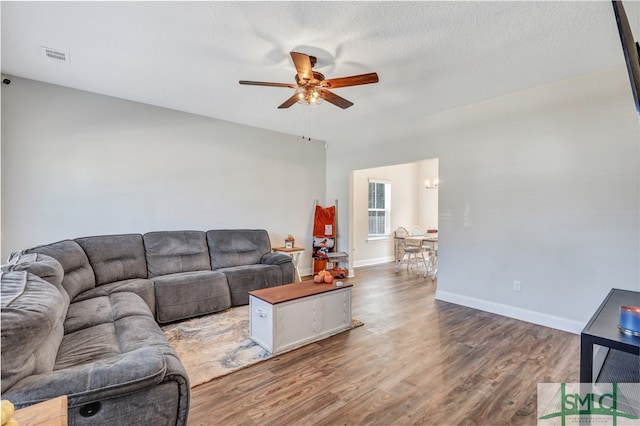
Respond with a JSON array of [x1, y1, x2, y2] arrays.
[[2, 1, 639, 143]]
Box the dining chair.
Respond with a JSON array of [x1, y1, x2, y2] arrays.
[[429, 246, 438, 280], [394, 227, 409, 270], [426, 241, 438, 279], [417, 228, 437, 279], [398, 236, 428, 277], [413, 225, 435, 254], [396, 227, 409, 237], [410, 225, 425, 236]]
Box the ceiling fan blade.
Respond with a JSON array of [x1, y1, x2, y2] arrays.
[[290, 52, 314, 82], [239, 80, 297, 88], [320, 89, 354, 109], [322, 72, 379, 89], [278, 93, 300, 109]]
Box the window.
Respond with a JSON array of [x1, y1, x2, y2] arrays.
[[368, 180, 391, 237]]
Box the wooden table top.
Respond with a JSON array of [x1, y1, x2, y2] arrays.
[[272, 246, 305, 253], [394, 235, 438, 242], [13, 395, 67, 426], [249, 280, 352, 305]]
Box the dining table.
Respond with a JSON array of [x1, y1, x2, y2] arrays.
[[393, 233, 438, 263]]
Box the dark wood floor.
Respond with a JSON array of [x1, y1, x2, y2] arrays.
[[189, 263, 579, 425]]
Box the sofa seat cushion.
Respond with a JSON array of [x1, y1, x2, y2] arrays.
[[26, 240, 96, 301], [72, 278, 156, 315], [1, 271, 68, 391], [57, 291, 177, 372], [55, 322, 121, 370], [219, 264, 282, 306], [207, 229, 272, 269], [63, 292, 153, 335], [152, 270, 231, 323], [76, 234, 147, 285], [63, 299, 178, 368]]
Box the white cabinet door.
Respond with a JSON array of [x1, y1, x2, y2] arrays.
[[249, 296, 274, 351]]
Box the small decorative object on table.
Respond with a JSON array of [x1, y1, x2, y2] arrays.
[[313, 270, 334, 284], [284, 235, 295, 248], [619, 305, 640, 336], [2, 400, 16, 426]]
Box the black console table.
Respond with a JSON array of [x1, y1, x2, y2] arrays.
[[580, 288, 640, 383]]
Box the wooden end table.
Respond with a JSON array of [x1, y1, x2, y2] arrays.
[[13, 395, 67, 426], [272, 246, 305, 282]]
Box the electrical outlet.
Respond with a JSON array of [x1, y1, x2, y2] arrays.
[[513, 281, 521, 292]]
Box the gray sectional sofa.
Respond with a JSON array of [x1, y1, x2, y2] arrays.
[[0, 229, 295, 426]]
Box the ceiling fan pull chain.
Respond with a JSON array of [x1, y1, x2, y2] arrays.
[[307, 103, 313, 141]]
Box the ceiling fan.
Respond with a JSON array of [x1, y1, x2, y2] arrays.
[[239, 51, 379, 109]]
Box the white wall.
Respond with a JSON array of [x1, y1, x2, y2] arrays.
[[417, 158, 439, 231], [1, 76, 326, 275], [328, 68, 640, 333]]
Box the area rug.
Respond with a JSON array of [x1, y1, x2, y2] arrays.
[[162, 305, 363, 388]]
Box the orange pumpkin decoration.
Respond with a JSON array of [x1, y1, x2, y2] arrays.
[[314, 270, 333, 284]]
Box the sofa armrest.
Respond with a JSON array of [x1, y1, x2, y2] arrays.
[[2, 347, 167, 408], [261, 252, 293, 265]]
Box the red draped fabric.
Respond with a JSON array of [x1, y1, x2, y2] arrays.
[[313, 205, 336, 237]]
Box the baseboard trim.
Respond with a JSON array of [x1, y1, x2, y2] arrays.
[[435, 290, 584, 334], [353, 256, 394, 268]]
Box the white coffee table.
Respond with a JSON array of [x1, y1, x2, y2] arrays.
[[249, 280, 352, 354]]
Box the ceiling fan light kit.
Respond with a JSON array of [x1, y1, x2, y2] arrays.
[[240, 51, 379, 109], [295, 87, 323, 105]]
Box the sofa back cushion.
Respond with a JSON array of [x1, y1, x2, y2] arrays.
[[143, 231, 211, 278], [76, 234, 147, 285], [1, 271, 68, 391], [26, 240, 96, 301], [207, 229, 271, 269]]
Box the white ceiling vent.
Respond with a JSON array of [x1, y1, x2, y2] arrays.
[[41, 46, 70, 64]]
